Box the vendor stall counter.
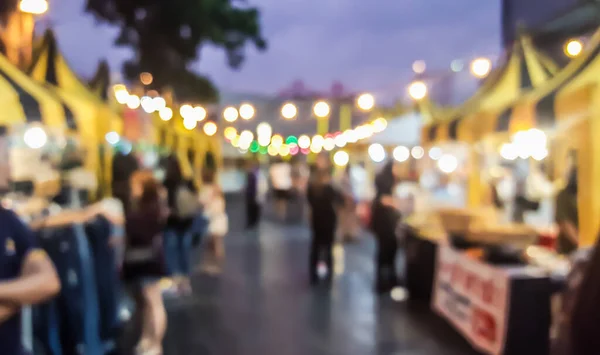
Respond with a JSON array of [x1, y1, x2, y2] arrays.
[[405, 229, 563, 355]]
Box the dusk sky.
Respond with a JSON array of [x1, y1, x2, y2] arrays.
[[45, 0, 501, 101]]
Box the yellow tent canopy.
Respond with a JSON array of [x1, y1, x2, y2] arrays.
[[422, 34, 558, 145], [497, 27, 600, 247], [30, 30, 124, 197], [0, 52, 67, 129]]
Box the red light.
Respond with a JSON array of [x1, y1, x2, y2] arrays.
[[301, 148, 310, 155]]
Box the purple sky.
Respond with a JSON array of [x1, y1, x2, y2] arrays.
[[45, 0, 501, 101]]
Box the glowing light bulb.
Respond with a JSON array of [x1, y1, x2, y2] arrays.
[[281, 103, 297, 120], [158, 107, 173, 121], [223, 106, 239, 122], [333, 151, 350, 167], [239, 103, 255, 120], [313, 101, 330, 118], [356, 93, 375, 111], [203, 122, 217, 136]]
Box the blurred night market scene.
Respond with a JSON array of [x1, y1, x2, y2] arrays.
[[2, 0, 600, 354]]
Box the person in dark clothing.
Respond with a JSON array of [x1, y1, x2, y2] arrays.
[[163, 155, 197, 294], [112, 149, 139, 208], [306, 168, 343, 285], [371, 161, 401, 294], [555, 167, 578, 255], [245, 160, 261, 229], [123, 170, 168, 355]]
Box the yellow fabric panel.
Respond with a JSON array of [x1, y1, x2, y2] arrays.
[[55, 54, 96, 99], [0, 55, 64, 128], [555, 33, 600, 123], [435, 123, 448, 142], [522, 36, 554, 87], [478, 52, 521, 111], [474, 111, 498, 140], [555, 83, 596, 123], [574, 110, 600, 247], [54, 89, 99, 175], [209, 135, 222, 169], [457, 117, 474, 143], [467, 146, 482, 208], [29, 49, 48, 84], [508, 100, 535, 134], [0, 75, 26, 125], [177, 135, 192, 179], [420, 125, 431, 146]]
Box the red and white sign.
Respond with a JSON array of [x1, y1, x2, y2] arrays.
[[432, 245, 510, 355]]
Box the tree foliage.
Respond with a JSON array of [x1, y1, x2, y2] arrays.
[[84, 0, 267, 102]]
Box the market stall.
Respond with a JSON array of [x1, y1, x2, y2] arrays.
[[0, 39, 124, 355], [402, 33, 574, 355]]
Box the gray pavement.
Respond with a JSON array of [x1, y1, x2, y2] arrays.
[[129, 195, 478, 355]]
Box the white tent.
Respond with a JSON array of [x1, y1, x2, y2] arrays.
[[370, 111, 422, 147]]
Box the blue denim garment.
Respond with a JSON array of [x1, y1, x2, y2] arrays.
[[164, 229, 193, 276]]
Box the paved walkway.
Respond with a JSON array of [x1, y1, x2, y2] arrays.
[[152, 196, 478, 355]]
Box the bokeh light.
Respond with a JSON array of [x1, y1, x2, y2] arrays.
[[203, 121, 217, 136], [223, 106, 239, 122], [333, 151, 350, 167], [281, 103, 297, 120]]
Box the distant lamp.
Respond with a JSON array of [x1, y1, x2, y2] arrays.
[[183, 117, 197, 130], [140, 72, 153, 85], [239, 103, 255, 120], [356, 93, 375, 111], [412, 60, 426, 74], [281, 103, 297, 120], [223, 106, 239, 122], [126, 95, 141, 109], [313, 101, 330, 118], [180, 104, 194, 119], [158, 107, 173, 121], [19, 0, 48, 14], [203, 122, 218, 136], [565, 39, 583, 58], [194, 106, 207, 121], [470, 57, 492, 78], [408, 81, 427, 100]]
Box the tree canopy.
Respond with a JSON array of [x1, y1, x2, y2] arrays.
[[84, 0, 267, 102]]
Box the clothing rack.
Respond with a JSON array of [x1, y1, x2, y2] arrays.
[[7, 193, 124, 355]]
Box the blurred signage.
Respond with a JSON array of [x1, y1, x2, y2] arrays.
[[432, 245, 510, 354], [123, 108, 141, 142]]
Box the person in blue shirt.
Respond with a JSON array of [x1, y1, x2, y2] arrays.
[[0, 206, 61, 355]]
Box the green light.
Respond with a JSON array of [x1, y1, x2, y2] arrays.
[[250, 140, 259, 153], [259, 146, 268, 155], [286, 135, 298, 145]]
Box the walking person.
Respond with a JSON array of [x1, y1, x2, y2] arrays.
[[199, 169, 229, 274], [269, 159, 293, 221], [335, 165, 360, 242], [163, 155, 198, 295], [122, 170, 169, 355], [245, 160, 261, 229], [306, 168, 343, 285], [371, 161, 401, 294]]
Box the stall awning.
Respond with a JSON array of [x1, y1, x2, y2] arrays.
[[422, 34, 558, 145], [0, 53, 67, 128], [30, 30, 122, 138], [496, 27, 600, 134]]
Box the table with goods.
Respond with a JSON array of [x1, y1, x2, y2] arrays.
[[403, 208, 569, 355]]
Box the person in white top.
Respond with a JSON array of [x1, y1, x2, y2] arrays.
[[269, 160, 292, 220], [198, 170, 228, 274]]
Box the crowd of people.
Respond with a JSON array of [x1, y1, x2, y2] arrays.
[[120, 154, 228, 355]]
